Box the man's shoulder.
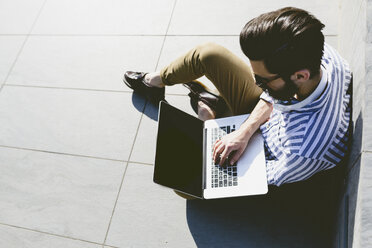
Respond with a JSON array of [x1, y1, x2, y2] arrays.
[[322, 43, 352, 94], [322, 43, 350, 71]]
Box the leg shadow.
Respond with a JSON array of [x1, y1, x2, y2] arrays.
[[131, 92, 166, 121]]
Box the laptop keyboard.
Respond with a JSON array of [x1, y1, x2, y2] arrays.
[[211, 125, 238, 188]]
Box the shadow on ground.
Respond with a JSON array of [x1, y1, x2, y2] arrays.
[[138, 100, 356, 247], [186, 168, 342, 248], [131, 92, 170, 121]]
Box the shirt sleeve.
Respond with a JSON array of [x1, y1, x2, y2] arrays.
[[265, 153, 336, 186], [260, 91, 274, 104]]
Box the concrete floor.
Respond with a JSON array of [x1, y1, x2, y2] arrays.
[[0, 0, 341, 247]]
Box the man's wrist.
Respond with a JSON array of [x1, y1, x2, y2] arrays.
[[238, 120, 259, 140], [238, 99, 272, 138]]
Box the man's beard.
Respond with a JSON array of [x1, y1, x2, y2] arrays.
[[259, 77, 298, 101]]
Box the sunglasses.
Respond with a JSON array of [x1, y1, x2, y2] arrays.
[[254, 74, 281, 88]]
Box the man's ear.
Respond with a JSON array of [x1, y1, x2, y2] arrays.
[[290, 69, 310, 82]]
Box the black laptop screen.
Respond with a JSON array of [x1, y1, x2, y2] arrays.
[[154, 102, 204, 198]]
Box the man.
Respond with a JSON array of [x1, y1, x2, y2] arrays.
[[123, 7, 351, 187]]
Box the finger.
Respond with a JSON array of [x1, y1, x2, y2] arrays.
[[229, 148, 244, 165], [213, 140, 222, 154], [219, 147, 232, 166], [213, 142, 224, 161], [213, 144, 226, 164], [214, 139, 221, 148], [213, 146, 224, 164], [213, 139, 224, 153]]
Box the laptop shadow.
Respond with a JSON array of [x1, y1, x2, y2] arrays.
[[186, 172, 339, 248]]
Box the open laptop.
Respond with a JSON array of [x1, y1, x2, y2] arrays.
[[154, 101, 267, 199]]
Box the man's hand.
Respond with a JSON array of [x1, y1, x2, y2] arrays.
[[213, 99, 273, 166], [213, 129, 251, 166]]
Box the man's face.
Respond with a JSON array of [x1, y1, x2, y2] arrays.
[[250, 60, 298, 101]]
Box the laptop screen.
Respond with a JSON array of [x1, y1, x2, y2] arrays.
[[154, 101, 204, 198]]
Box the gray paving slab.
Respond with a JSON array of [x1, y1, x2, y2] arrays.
[[0, 0, 45, 34], [349, 7, 367, 83], [0, 147, 125, 243], [364, 46, 372, 152], [130, 95, 197, 165], [31, 0, 175, 35], [360, 152, 372, 247], [7, 36, 164, 91], [367, 1, 372, 43], [0, 225, 101, 248], [349, 0, 366, 57], [105, 163, 196, 248], [342, 155, 360, 248], [168, 0, 338, 35], [339, 0, 365, 54], [0, 36, 25, 85], [0, 86, 145, 160]]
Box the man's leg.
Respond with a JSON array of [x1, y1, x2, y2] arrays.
[[156, 42, 262, 115]]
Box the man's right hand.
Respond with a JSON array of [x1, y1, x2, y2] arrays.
[[213, 128, 251, 166], [213, 99, 273, 166]]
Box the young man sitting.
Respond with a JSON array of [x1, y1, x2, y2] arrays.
[[123, 7, 351, 187]]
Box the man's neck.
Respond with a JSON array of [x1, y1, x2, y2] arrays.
[[295, 69, 322, 101]]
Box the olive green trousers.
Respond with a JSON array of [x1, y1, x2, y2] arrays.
[[160, 42, 263, 115]]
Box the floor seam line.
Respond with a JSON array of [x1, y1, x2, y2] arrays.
[[0, 0, 48, 93], [4, 84, 189, 96], [102, 100, 148, 245], [128, 161, 153, 166], [4, 83, 134, 93], [154, 0, 178, 71], [0, 222, 118, 247], [0, 145, 127, 163]]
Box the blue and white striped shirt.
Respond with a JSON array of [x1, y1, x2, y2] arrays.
[[260, 43, 351, 186]]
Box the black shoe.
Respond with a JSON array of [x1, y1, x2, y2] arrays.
[[123, 71, 165, 103], [183, 81, 229, 118]]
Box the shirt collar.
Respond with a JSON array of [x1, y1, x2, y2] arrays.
[[273, 67, 327, 112]]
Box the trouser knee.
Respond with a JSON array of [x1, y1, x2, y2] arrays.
[[195, 42, 228, 66]]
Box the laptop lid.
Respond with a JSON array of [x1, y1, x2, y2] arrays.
[[154, 101, 204, 198]]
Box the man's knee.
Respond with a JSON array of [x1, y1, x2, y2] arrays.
[[196, 42, 229, 65]]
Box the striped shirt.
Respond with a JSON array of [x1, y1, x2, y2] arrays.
[[259, 43, 352, 186]]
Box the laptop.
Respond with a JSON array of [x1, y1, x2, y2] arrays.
[[153, 101, 268, 199]]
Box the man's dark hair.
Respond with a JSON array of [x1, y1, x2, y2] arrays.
[[240, 7, 325, 78]]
